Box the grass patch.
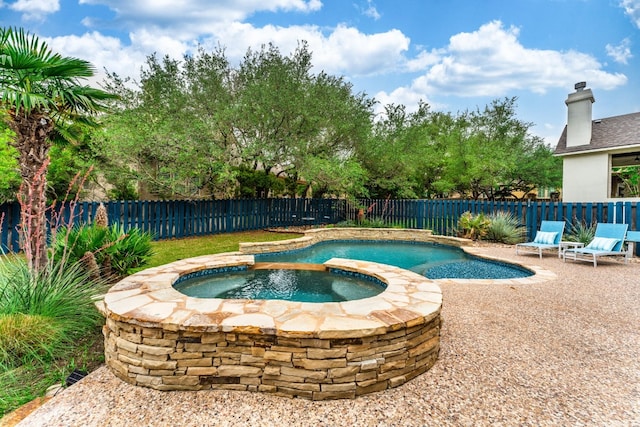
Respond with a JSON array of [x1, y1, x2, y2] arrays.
[[143, 230, 303, 269], [0, 229, 302, 419]]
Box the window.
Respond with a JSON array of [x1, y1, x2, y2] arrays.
[[611, 152, 640, 198]]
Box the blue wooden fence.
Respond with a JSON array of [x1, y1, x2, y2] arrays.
[[0, 198, 344, 253], [2, 198, 639, 254], [348, 199, 640, 241]]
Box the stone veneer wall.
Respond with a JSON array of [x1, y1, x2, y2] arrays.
[[103, 311, 440, 400], [239, 227, 470, 255]]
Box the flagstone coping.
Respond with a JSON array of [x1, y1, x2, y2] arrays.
[[103, 255, 442, 337]]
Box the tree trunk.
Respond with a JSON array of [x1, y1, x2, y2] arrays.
[[9, 110, 54, 272]]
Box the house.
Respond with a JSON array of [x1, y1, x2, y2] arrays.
[[554, 82, 640, 202]]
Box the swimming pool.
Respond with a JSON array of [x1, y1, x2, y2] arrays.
[[255, 240, 532, 280], [173, 265, 386, 302]]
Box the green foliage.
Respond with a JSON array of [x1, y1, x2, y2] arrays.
[[566, 220, 596, 244], [1, 26, 116, 272], [432, 97, 561, 199], [357, 102, 447, 198], [1, 230, 298, 416], [456, 211, 491, 240], [612, 165, 640, 197], [52, 223, 154, 278], [234, 167, 285, 198], [105, 224, 154, 276], [93, 42, 373, 199], [0, 256, 107, 369], [0, 125, 20, 203], [486, 211, 526, 244], [0, 27, 115, 117], [52, 223, 109, 266]]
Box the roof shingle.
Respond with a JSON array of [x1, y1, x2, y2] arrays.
[[554, 111, 640, 155]]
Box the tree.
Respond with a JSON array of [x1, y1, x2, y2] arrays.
[[94, 51, 238, 200], [0, 27, 114, 271], [95, 43, 373, 199], [432, 97, 560, 199], [230, 42, 373, 197], [357, 102, 448, 198]]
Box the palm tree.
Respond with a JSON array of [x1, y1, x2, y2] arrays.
[[0, 27, 115, 272]]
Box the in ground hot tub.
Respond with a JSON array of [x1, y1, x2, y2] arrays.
[[102, 254, 442, 400]]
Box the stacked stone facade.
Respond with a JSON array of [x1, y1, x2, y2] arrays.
[[103, 310, 440, 400]]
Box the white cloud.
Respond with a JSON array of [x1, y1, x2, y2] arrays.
[[606, 38, 633, 64], [79, 0, 322, 36], [46, 31, 148, 86], [9, 0, 59, 20], [200, 22, 409, 77], [376, 20, 627, 111], [362, 0, 380, 20], [620, 0, 640, 28]]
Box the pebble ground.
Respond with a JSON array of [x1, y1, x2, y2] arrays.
[[13, 246, 640, 426]]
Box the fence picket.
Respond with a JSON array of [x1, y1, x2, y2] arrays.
[[1, 198, 638, 253]]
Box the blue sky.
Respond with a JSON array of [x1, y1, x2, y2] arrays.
[[2, 0, 639, 145]]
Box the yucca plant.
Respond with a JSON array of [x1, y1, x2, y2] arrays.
[[486, 211, 526, 244]]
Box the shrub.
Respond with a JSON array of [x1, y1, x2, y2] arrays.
[[0, 256, 107, 369], [566, 220, 596, 245], [456, 211, 490, 240], [105, 224, 154, 276], [52, 223, 154, 279], [486, 211, 526, 244], [0, 313, 60, 368], [52, 223, 110, 267]]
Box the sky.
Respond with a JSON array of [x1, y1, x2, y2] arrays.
[[1, 0, 639, 146]]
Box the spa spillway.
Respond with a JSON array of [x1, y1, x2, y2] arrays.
[[102, 254, 442, 400]]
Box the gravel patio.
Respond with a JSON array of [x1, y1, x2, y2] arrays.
[[12, 245, 640, 426]]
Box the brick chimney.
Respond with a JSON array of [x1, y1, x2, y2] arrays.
[[565, 81, 595, 148]]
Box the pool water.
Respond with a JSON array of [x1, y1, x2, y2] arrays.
[[255, 240, 532, 280], [173, 268, 386, 302]]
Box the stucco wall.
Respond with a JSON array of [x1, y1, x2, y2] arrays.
[[562, 153, 609, 202]]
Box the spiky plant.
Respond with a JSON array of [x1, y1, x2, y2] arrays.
[[486, 211, 526, 244], [566, 220, 596, 245]]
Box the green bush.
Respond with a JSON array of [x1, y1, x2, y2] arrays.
[[105, 224, 154, 276], [566, 220, 596, 245], [52, 223, 110, 266], [456, 211, 490, 240], [0, 257, 107, 369], [486, 211, 526, 244], [52, 223, 154, 279]]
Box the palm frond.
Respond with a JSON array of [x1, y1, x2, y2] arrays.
[[0, 27, 116, 118]]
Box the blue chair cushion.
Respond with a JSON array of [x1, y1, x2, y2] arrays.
[[533, 231, 557, 245], [586, 237, 619, 251]]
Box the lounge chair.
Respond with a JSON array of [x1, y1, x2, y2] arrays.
[[562, 223, 629, 267], [515, 220, 565, 259]]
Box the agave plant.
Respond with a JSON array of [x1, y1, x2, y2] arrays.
[[486, 211, 526, 244], [566, 220, 596, 245]]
